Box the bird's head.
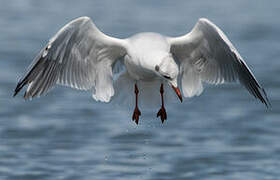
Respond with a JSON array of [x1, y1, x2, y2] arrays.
[[155, 55, 182, 102]]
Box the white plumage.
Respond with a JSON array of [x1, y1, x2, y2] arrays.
[[14, 16, 270, 109]]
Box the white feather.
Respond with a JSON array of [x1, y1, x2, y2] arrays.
[[16, 16, 126, 102], [15, 17, 269, 108]]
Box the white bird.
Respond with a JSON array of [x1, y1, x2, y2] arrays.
[[14, 16, 270, 124]]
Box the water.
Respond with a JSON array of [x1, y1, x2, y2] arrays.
[[0, 0, 280, 179]]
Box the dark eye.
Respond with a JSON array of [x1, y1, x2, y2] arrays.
[[155, 65, 159, 72], [163, 75, 171, 80]]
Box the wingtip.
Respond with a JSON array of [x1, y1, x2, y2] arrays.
[[13, 80, 25, 98], [261, 87, 272, 109], [13, 84, 20, 97], [264, 98, 272, 109]]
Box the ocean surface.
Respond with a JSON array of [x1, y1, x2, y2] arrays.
[[0, 1, 280, 179]]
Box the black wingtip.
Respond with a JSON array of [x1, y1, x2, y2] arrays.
[[261, 88, 272, 109], [13, 84, 20, 97], [13, 80, 25, 98], [237, 59, 271, 110]]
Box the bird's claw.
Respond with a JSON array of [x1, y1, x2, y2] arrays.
[[157, 106, 167, 123], [132, 107, 141, 125]]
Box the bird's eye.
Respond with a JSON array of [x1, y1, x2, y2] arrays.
[[155, 65, 159, 72], [163, 75, 171, 80]]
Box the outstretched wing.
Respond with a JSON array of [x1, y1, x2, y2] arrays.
[[14, 16, 127, 102], [168, 18, 270, 107]]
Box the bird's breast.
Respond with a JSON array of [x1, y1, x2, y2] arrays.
[[124, 55, 158, 81]]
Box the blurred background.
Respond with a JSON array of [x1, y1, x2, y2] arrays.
[[0, 0, 279, 179]]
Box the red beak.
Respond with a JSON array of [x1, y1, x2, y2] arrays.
[[171, 85, 183, 102]]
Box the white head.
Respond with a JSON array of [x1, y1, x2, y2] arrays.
[[155, 55, 182, 102]]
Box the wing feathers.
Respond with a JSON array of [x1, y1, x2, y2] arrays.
[[169, 18, 270, 107], [14, 16, 127, 102], [236, 58, 270, 107]]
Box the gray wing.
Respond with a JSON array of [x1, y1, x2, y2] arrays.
[[168, 18, 270, 107], [14, 16, 127, 102]]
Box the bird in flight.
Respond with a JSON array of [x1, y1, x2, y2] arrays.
[[14, 16, 270, 124]]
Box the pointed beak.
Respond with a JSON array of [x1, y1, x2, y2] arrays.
[[171, 85, 183, 102]]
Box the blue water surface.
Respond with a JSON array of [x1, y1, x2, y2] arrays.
[[0, 1, 280, 179]]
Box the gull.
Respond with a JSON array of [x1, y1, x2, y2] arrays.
[[14, 16, 270, 124]]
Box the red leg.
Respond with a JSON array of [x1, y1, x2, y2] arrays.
[[132, 84, 141, 124], [157, 83, 167, 123]]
